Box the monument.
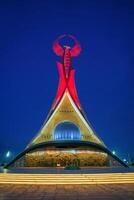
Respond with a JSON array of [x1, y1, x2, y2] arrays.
[[6, 35, 127, 168]]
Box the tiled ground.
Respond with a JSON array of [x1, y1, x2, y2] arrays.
[[0, 184, 134, 200]]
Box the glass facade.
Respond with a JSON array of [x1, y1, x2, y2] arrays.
[[54, 121, 81, 140]]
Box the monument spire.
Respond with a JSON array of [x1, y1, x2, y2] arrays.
[[52, 34, 82, 111]]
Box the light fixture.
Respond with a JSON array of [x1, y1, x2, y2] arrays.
[[112, 150, 116, 155], [6, 151, 11, 158]]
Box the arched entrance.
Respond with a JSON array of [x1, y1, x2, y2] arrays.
[[54, 121, 81, 140]]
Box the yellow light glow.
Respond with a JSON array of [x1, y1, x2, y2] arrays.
[[0, 173, 134, 185]]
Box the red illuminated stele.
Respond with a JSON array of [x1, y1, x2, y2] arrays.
[[52, 34, 82, 111]]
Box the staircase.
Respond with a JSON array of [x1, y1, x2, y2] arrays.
[[0, 173, 134, 184]]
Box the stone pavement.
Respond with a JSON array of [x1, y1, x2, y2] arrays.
[[0, 184, 134, 200]]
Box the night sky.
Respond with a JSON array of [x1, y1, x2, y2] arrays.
[[0, 0, 134, 163]]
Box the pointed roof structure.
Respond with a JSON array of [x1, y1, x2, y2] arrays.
[[28, 89, 105, 147], [6, 35, 127, 168]]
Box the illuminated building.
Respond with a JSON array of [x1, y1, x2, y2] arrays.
[[6, 35, 127, 168]]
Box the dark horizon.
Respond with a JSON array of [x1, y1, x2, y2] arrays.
[[0, 0, 134, 163]]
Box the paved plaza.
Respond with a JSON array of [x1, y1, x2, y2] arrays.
[[0, 183, 134, 200]]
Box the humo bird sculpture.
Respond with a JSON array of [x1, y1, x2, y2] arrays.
[[53, 34, 81, 78]]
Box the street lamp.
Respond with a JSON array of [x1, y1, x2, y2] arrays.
[[6, 151, 11, 158], [112, 150, 116, 155]]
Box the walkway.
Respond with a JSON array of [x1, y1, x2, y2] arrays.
[[0, 183, 134, 200]]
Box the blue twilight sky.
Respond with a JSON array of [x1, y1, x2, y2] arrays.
[[0, 0, 134, 162]]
